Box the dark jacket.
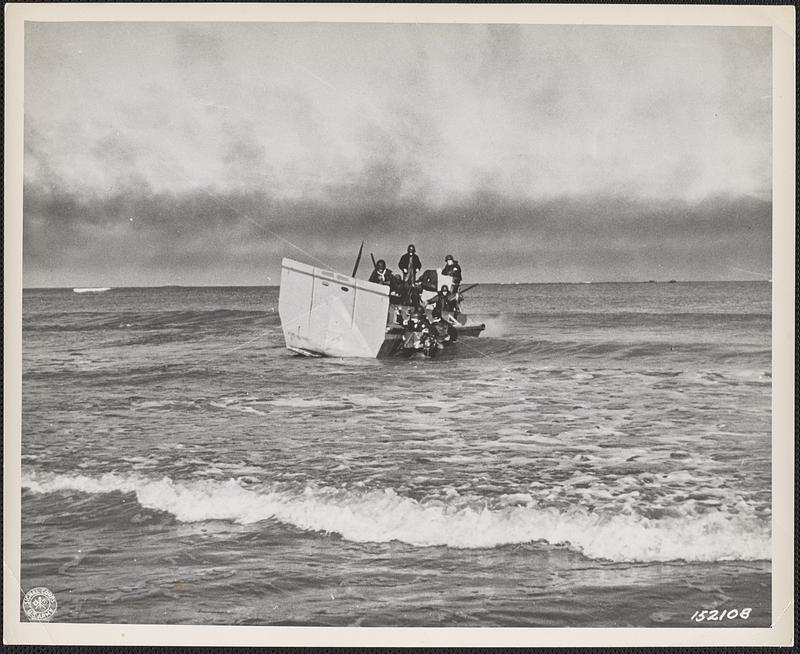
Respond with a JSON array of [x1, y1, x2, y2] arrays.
[[428, 291, 452, 319], [398, 253, 422, 276], [432, 318, 456, 342], [369, 267, 393, 285], [442, 260, 462, 285]]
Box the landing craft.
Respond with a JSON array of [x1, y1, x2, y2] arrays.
[[278, 254, 485, 358]]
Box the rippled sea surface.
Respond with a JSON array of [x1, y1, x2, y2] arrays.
[[20, 282, 771, 626]]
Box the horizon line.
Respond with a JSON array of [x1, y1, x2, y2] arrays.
[[22, 279, 771, 291]]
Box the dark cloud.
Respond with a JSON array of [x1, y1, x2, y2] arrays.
[[23, 181, 770, 286], [21, 22, 773, 286]]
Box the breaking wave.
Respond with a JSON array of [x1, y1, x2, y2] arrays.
[[22, 471, 770, 563]]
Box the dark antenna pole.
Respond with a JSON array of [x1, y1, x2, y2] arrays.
[[351, 240, 365, 278]]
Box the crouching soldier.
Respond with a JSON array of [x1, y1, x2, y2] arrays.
[[431, 317, 457, 344], [428, 284, 452, 319], [404, 308, 430, 333], [389, 273, 404, 306], [403, 308, 439, 355]]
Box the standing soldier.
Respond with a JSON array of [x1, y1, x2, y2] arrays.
[[442, 254, 462, 293], [398, 244, 422, 284]]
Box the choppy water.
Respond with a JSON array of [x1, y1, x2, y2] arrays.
[[20, 282, 771, 626]]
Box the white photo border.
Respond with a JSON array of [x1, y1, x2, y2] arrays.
[[4, 2, 794, 646]]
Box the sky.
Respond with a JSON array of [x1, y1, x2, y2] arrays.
[[22, 21, 772, 286]]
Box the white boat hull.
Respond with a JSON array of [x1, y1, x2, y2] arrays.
[[278, 258, 390, 358], [278, 257, 485, 358]]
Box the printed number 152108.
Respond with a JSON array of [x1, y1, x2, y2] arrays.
[[691, 608, 752, 622]]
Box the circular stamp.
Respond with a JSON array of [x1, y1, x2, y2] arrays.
[[22, 587, 57, 622]]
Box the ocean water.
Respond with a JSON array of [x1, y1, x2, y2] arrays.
[[20, 282, 772, 627]]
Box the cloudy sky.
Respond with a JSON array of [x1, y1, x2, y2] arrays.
[[23, 21, 771, 286]]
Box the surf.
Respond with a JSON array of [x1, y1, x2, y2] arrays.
[[22, 470, 770, 563]]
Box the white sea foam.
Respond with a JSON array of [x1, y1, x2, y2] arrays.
[[209, 401, 269, 416], [268, 397, 347, 408], [479, 316, 510, 338], [343, 394, 389, 407], [22, 471, 770, 563]]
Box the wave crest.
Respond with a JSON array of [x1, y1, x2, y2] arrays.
[[22, 471, 770, 563]]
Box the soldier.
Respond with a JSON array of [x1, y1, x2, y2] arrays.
[[403, 307, 440, 356], [427, 284, 453, 320], [369, 259, 393, 286], [404, 307, 430, 333], [432, 316, 457, 344], [389, 273, 404, 305], [442, 254, 462, 293], [398, 244, 422, 284]]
